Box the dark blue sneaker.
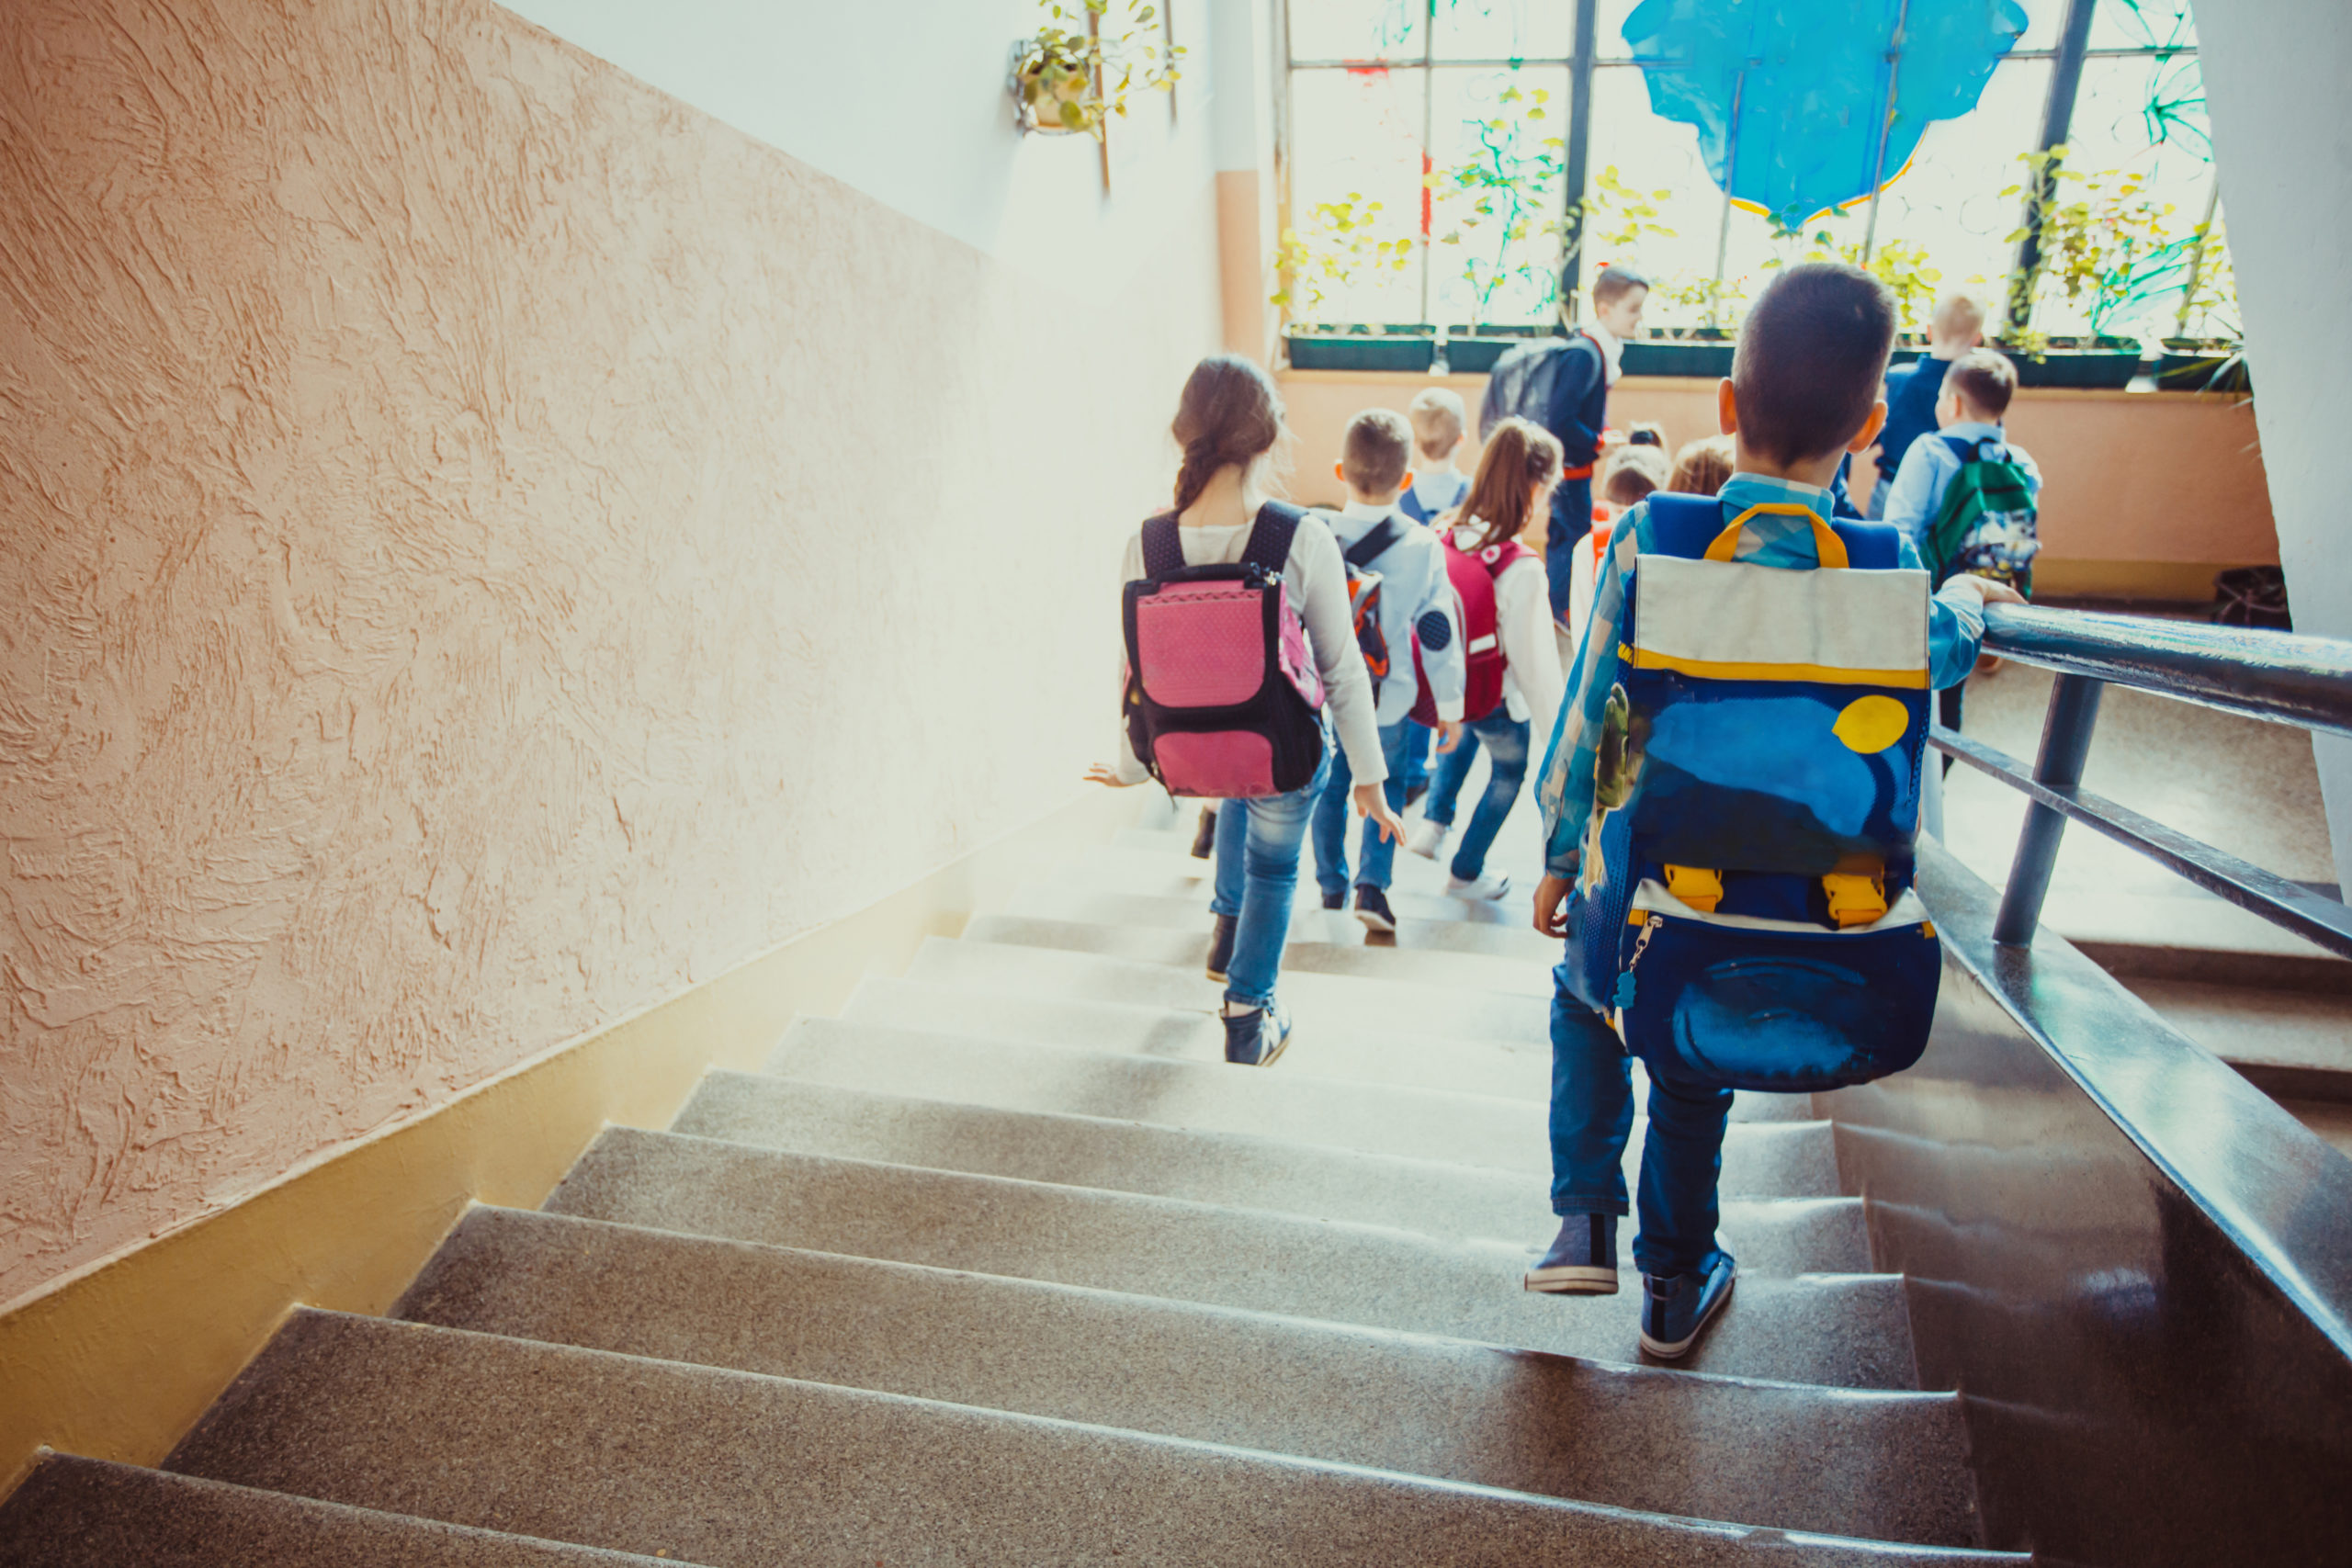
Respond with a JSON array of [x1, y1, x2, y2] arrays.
[[1223, 1000, 1292, 1066], [1524, 1213, 1618, 1294], [1639, 1252, 1737, 1359], [1320, 888, 1346, 910], [1205, 914, 1238, 984]]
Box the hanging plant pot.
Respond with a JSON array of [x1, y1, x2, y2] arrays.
[[1010, 49, 1101, 137]]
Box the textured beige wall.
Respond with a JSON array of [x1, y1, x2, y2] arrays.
[[0, 0, 1219, 1309]]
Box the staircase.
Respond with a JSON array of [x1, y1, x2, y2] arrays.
[[1, 802, 2029, 1566]]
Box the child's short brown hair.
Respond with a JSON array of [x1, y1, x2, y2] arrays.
[[1943, 348, 2018, 422], [1667, 435, 1735, 497], [1340, 408, 1414, 495], [1730, 262, 1897, 465], [1592, 265, 1650, 308], [1406, 388, 1466, 460], [1600, 443, 1670, 507]]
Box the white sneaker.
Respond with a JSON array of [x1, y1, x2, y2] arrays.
[[1447, 871, 1511, 900], [1407, 818, 1451, 861]]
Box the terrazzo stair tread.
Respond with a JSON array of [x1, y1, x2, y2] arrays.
[[909, 935, 1550, 1043], [748, 1025, 1842, 1190], [1064, 849, 1528, 925], [1105, 833, 1549, 899], [837, 976, 1822, 1124], [1120, 820, 1548, 870], [0, 1452, 689, 1568], [167, 1312, 2012, 1568], [2111, 974, 2352, 1075], [547, 1128, 1922, 1390], [681, 1071, 1860, 1262], [396, 1205, 1981, 1548], [964, 912, 1554, 996], [999, 884, 1566, 961]]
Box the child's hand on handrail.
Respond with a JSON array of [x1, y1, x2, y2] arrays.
[[1941, 574, 2028, 609]]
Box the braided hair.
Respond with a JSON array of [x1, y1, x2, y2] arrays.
[[1453, 417, 1564, 552], [1170, 355, 1286, 513]]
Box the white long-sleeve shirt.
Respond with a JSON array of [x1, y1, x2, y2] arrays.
[[1322, 501, 1466, 729], [1114, 511, 1387, 788], [1448, 521, 1565, 743]]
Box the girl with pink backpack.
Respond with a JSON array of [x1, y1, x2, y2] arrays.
[[1088, 356, 1403, 1066]]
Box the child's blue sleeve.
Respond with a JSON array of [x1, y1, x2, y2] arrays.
[[1536, 511, 1640, 874], [1904, 532, 1989, 690]]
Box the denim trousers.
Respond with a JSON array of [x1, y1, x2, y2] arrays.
[[1549, 976, 1733, 1278], [1207, 744, 1332, 1011], [1544, 476, 1595, 622], [1398, 719, 1434, 795], [1309, 720, 1411, 897], [1422, 709, 1530, 882]]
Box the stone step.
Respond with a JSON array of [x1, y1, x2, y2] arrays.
[[1118, 822, 1552, 884], [169, 1311, 2010, 1567], [909, 935, 1550, 1045], [746, 1024, 1840, 1190], [399, 1205, 1982, 1549], [547, 1129, 1921, 1390], [965, 912, 1555, 997], [1064, 845, 1533, 927], [680, 1071, 1860, 1266], [1009, 875, 1542, 939], [0, 1452, 673, 1567], [838, 976, 1820, 1124]]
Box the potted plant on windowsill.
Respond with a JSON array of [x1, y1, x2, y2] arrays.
[[1010, 1, 1181, 139], [2000, 150, 2196, 390], [1273, 195, 1429, 370]]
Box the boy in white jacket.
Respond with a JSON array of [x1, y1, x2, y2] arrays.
[[1311, 410, 1468, 931]]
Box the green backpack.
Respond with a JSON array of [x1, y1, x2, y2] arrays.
[[1923, 434, 2039, 594]]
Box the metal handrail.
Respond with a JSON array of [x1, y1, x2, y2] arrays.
[[1936, 604, 2352, 956], [1977, 604, 2352, 739]]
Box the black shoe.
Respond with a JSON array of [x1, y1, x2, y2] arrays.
[[1354, 884, 1397, 933], [1404, 780, 1430, 809], [1190, 807, 1217, 860], [1321, 888, 1346, 910], [1223, 1001, 1293, 1066], [1205, 913, 1238, 984]]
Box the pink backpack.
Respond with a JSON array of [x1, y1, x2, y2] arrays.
[[1122, 505, 1328, 798]]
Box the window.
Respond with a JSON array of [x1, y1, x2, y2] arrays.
[[1277, 0, 2230, 344]]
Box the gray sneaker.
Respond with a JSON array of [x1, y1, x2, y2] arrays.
[[1223, 1001, 1293, 1066]]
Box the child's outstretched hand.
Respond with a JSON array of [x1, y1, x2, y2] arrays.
[[1533, 873, 1576, 938], [1433, 718, 1467, 754], [1083, 763, 1140, 787], [1354, 783, 1407, 844]]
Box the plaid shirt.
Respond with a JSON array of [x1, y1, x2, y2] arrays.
[[1534, 473, 1989, 875]]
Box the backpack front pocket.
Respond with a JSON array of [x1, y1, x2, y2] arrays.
[[1612, 883, 1941, 1092]]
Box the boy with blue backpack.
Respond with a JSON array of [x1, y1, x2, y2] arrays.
[[1311, 410, 1468, 931], [1523, 263, 2023, 1359]]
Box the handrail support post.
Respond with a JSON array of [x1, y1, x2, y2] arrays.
[[1994, 672, 2106, 945]]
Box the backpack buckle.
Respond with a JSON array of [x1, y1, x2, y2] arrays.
[[1822, 874, 1887, 929], [1663, 864, 1724, 914]]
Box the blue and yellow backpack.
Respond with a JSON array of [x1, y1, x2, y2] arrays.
[[1561, 493, 1943, 1092]]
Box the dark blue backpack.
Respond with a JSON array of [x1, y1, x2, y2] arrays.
[[1559, 493, 1943, 1092]]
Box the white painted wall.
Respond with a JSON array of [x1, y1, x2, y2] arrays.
[[2194, 0, 2352, 893], [500, 0, 1229, 283]]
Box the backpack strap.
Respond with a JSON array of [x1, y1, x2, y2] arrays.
[[1140, 513, 1185, 578], [1640, 492, 1736, 558], [1241, 502, 1305, 572], [1343, 517, 1404, 570]]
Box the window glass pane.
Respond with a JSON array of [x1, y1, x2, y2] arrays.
[[1288, 0, 1425, 62], [1427, 64, 1573, 325], [1284, 66, 1429, 324], [1576, 63, 1753, 331], [2030, 51, 2216, 337], [2088, 0, 2196, 52], [2009, 0, 2067, 52], [1433, 0, 1573, 62], [1853, 58, 2052, 329]]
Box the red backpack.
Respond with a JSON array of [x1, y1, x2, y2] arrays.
[[1410, 530, 1532, 725]]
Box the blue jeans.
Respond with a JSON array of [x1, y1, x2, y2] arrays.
[[1398, 719, 1434, 797], [1549, 980, 1733, 1278], [1207, 745, 1332, 1011], [1422, 710, 1530, 882], [1310, 720, 1411, 897], [1544, 476, 1594, 622]]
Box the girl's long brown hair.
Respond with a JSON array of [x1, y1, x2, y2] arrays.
[[1452, 417, 1563, 550], [1170, 355, 1286, 513]]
